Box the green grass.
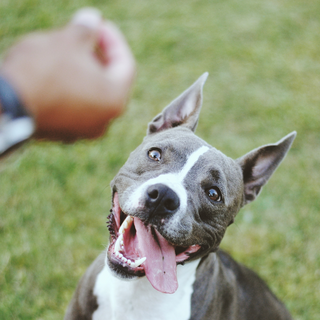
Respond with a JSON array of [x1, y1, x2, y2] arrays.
[[1, 0, 320, 319]]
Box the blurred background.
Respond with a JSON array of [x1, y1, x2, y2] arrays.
[[0, 0, 319, 319]]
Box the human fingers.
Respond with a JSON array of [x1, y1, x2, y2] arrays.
[[98, 21, 136, 86], [62, 7, 103, 49]]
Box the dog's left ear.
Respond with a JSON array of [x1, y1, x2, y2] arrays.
[[147, 73, 208, 134], [237, 132, 296, 206]]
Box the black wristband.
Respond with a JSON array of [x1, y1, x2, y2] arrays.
[[0, 75, 30, 119], [0, 75, 35, 156]]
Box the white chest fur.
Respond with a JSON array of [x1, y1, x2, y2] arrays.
[[92, 259, 200, 320]]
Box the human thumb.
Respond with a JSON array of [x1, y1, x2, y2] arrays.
[[67, 7, 102, 46]]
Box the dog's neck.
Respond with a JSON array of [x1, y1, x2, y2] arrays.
[[92, 257, 207, 320]]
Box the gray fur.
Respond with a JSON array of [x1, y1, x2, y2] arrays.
[[64, 254, 104, 320]]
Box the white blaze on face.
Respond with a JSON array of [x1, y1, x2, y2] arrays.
[[178, 146, 209, 180], [122, 146, 210, 215]]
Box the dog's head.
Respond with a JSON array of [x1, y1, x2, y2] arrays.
[[106, 73, 296, 294]]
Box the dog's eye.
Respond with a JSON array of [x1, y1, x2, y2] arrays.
[[148, 149, 161, 161], [206, 187, 222, 202]]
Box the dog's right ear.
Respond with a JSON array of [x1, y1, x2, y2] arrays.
[[147, 73, 208, 135], [237, 132, 296, 206]]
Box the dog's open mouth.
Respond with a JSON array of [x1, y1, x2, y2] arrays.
[[106, 192, 201, 294]]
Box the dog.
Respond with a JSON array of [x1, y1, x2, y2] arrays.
[[64, 73, 295, 320]]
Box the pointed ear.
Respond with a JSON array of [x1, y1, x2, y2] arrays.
[[147, 73, 208, 135], [237, 132, 296, 206]]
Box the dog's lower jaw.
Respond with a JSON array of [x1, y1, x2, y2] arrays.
[[93, 257, 201, 320], [105, 253, 143, 281]]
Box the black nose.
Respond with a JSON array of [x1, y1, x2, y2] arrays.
[[146, 183, 180, 217]]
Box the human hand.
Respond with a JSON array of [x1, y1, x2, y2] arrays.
[[0, 8, 135, 142]]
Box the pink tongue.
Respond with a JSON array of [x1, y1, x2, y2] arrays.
[[134, 218, 178, 294]]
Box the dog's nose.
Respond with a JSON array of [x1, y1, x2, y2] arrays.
[[146, 184, 180, 217]]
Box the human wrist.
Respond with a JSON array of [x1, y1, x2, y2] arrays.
[[0, 74, 35, 154], [0, 75, 32, 117]]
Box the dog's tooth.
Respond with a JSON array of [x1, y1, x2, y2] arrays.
[[119, 215, 133, 234], [114, 234, 123, 253], [125, 216, 133, 227], [136, 257, 146, 265], [131, 257, 146, 268], [115, 252, 123, 259]]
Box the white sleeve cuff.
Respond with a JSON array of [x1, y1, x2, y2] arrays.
[[0, 115, 35, 155]]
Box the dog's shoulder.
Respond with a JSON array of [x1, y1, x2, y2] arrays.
[[217, 249, 281, 303], [192, 250, 292, 320], [64, 253, 105, 320]]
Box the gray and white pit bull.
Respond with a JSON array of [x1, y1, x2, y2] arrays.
[[65, 73, 295, 320]]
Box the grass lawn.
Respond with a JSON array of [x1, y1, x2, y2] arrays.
[[1, 0, 320, 319]]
